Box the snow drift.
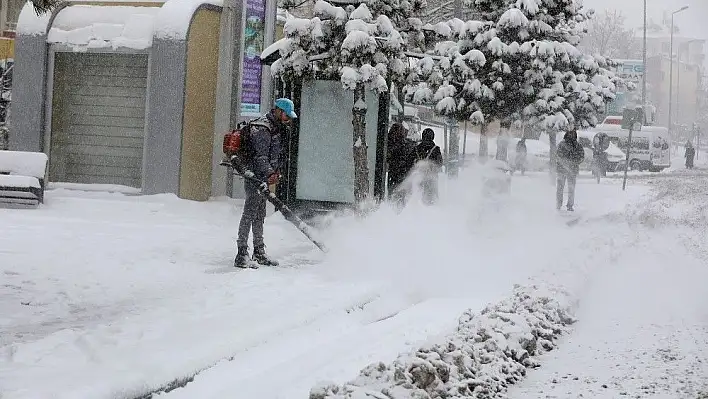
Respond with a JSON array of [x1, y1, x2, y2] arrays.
[[310, 284, 575, 398]]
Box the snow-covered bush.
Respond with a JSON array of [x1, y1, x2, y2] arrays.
[[309, 284, 576, 399]]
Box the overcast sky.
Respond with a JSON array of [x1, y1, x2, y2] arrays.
[[583, 0, 708, 41]]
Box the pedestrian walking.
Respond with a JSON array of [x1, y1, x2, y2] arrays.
[[556, 130, 585, 211], [513, 138, 528, 175], [685, 141, 696, 169], [386, 122, 417, 206], [414, 128, 444, 205]]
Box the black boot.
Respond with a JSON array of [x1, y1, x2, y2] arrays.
[[253, 246, 279, 266], [234, 247, 257, 269]]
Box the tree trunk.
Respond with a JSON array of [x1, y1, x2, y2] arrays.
[[495, 126, 509, 162], [548, 130, 557, 182], [479, 123, 489, 163], [353, 83, 369, 203], [397, 83, 404, 113], [447, 118, 460, 177]]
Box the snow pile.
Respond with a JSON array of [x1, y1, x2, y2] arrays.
[[154, 0, 222, 41], [623, 176, 708, 229], [0, 175, 41, 188], [310, 284, 575, 399], [0, 150, 48, 178], [47, 5, 159, 50], [16, 2, 52, 36]]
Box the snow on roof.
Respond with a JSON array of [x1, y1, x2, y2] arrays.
[[48, 5, 159, 50], [17, 2, 52, 36], [153, 0, 222, 41], [18, 0, 222, 42]]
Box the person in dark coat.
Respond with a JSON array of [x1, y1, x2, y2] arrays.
[[513, 138, 528, 175], [685, 141, 695, 169], [386, 122, 417, 204], [556, 129, 585, 211], [415, 128, 444, 205], [235, 98, 295, 268]]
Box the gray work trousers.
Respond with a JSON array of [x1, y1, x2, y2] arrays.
[[556, 172, 577, 209], [237, 180, 267, 249]]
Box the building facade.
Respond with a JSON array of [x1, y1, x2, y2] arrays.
[[642, 29, 706, 133]]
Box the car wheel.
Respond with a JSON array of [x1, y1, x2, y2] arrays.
[[630, 159, 642, 171]]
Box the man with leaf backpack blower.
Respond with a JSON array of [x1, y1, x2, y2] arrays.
[[225, 98, 296, 268]]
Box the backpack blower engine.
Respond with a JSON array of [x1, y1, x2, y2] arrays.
[[221, 126, 327, 253]]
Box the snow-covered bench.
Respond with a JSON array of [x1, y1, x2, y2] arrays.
[[0, 150, 49, 206]]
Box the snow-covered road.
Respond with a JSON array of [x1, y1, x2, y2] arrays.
[[510, 177, 708, 399], [2, 169, 705, 399]]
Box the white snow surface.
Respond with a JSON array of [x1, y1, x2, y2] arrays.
[[2, 164, 708, 398], [48, 5, 159, 50], [509, 176, 708, 399], [18, 0, 219, 41], [498, 8, 529, 29], [153, 0, 223, 40], [0, 175, 40, 188], [0, 150, 48, 178], [16, 2, 52, 36]]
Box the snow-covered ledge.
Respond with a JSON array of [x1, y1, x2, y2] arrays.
[[47, 5, 159, 51], [154, 0, 222, 41], [16, 2, 52, 36]]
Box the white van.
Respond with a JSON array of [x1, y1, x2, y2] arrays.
[[593, 123, 671, 171]]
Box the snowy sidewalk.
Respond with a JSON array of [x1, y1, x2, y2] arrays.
[[0, 173, 654, 399], [509, 227, 708, 399]]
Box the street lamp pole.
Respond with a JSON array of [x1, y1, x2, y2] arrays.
[[668, 6, 689, 141], [642, 0, 647, 110]]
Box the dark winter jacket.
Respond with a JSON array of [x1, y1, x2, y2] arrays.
[[415, 139, 443, 170], [516, 140, 527, 155], [556, 135, 585, 176], [245, 111, 283, 181], [387, 137, 417, 188], [685, 146, 696, 159]]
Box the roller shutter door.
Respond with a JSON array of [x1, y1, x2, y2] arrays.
[[50, 52, 148, 188]]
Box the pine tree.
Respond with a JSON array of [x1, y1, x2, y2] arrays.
[[271, 0, 421, 204], [408, 0, 623, 169]]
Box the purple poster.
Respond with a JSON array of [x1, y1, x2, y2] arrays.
[[241, 0, 266, 116]]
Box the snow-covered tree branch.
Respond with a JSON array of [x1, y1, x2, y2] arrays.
[[270, 0, 425, 203]]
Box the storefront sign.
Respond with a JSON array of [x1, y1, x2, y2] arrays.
[[241, 0, 266, 116]]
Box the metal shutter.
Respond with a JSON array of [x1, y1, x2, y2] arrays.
[[50, 52, 148, 188]]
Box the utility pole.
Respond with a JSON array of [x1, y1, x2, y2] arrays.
[[677, 42, 681, 129], [642, 0, 647, 112], [622, 109, 642, 191], [668, 6, 689, 141]]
